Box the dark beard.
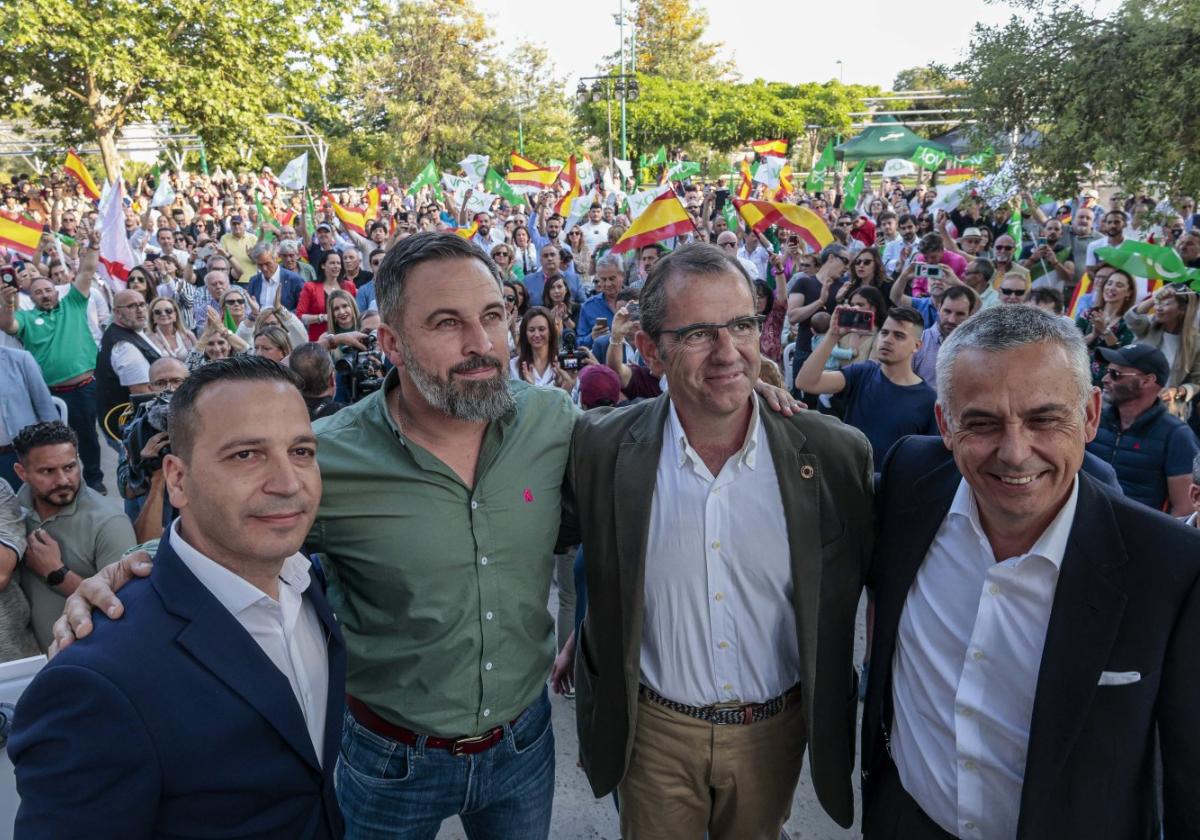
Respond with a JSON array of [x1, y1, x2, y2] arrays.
[[400, 344, 515, 423]]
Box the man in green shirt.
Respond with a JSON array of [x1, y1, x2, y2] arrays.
[[0, 234, 106, 492]]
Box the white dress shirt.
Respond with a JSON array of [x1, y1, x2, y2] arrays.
[[891, 477, 1079, 839], [640, 399, 798, 707], [256, 266, 282, 309], [170, 522, 330, 765]]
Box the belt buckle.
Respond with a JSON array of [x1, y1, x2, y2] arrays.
[[450, 730, 495, 757]]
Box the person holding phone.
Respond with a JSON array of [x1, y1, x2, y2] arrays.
[[576, 253, 625, 348], [794, 304, 938, 461]]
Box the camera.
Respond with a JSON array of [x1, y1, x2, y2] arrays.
[[0, 265, 17, 290], [916, 264, 942, 279], [125, 391, 173, 474], [334, 331, 386, 401], [557, 330, 588, 372]]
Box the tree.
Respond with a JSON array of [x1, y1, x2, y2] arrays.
[[887, 65, 969, 140], [958, 0, 1200, 195], [621, 0, 734, 82], [0, 0, 352, 182]]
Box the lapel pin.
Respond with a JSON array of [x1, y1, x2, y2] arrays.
[[800, 465, 815, 479]]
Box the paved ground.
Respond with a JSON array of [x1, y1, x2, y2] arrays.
[[95, 445, 868, 840]]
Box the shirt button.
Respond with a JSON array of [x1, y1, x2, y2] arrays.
[[483, 708, 491, 718], [714, 592, 724, 602], [485, 611, 494, 620], [718, 641, 729, 650], [988, 583, 1001, 595], [972, 650, 985, 661], [711, 540, 721, 550], [485, 662, 493, 671], [471, 500, 479, 510], [963, 760, 977, 771], [480, 556, 489, 565]]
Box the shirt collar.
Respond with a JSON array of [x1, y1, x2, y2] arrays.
[[667, 396, 762, 472], [169, 520, 312, 616], [949, 474, 1079, 569]]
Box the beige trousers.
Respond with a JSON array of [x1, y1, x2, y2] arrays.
[[617, 692, 808, 840]]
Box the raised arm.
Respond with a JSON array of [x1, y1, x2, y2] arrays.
[[794, 314, 849, 394], [73, 225, 101, 299]]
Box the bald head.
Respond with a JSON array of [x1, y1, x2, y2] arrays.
[[717, 231, 739, 248], [113, 289, 148, 330], [148, 356, 188, 391]]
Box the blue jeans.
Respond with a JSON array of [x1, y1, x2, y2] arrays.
[[55, 379, 104, 489], [337, 689, 555, 840]]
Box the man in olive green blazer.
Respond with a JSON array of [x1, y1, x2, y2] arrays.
[[563, 242, 874, 838]]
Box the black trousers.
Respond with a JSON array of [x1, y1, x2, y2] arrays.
[[862, 759, 958, 840]]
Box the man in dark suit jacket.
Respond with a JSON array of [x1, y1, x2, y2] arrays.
[[247, 242, 305, 311], [9, 356, 345, 839], [862, 305, 1200, 839], [566, 243, 873, 838]]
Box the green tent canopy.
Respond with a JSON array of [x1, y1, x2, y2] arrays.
[[835, 116, 951, 163]]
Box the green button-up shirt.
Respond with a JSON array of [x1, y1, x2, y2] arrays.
[[309, 369, 578, 737]]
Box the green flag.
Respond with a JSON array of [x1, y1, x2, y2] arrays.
[[1007, 206, 1023, 247], [842, 161, 868, 210], [805, 140, 835, 192], [639, 145, 666, 168], [410, 160, 438, 192], [721, 200, 738, 236], [665, 160, 701, 181], [955, 147, 995, 168], [254, 191, 275, 243], [198, 144, 209, 177], [911, 144, 947, 171], [304, 190, 317, 238], [483, 167, 526, 207], [224, 308, 238, 332]]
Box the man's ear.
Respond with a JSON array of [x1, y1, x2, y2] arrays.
[[377, 321, 405, 372], [635, 330, 665, 377]]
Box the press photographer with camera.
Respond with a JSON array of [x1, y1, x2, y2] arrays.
[[118, 357, 189, 539]]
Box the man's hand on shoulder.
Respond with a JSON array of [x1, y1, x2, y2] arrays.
[[49, 551, 153, 659]]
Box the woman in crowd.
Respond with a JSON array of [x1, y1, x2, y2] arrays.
[[565, 227, 592, 284], [755, 279, 788, 367], [1126, 282, 1200, 419], [219, 288, 254, 336], [146, 296, 196, 361], [542, 275, 578, 334], [1076, 269, 1137, 383], [502, 280, 523, 355], [296, 251, 358, 341], [511, 279, 530, 317], [509, 306, 572, 390], [837, 246, 889, 303], [325, 289, 363, 340], [511, 225, 538, 278], [252, 325, 292, 363], [491, 243, 517, 283], [187, 322, 247, 370], [840, 286, 888, 364], [125, 270, 152, 302]]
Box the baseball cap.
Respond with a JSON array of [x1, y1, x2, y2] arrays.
[[230, 214, 244, 225], [316, 222, 332, 232], [961, 227, 983, 240], [1097, 343, 1170, 385], [578, 364, 622, 409]]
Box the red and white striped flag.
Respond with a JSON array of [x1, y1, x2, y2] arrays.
[[98, 180, 134, 287]]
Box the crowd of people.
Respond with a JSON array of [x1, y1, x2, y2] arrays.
[[2, 157, 1200, 839]]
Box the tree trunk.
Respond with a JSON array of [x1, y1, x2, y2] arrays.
[[95, 125, 122, 186]]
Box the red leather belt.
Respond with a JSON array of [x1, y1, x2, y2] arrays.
[[49, 375, 95, 393], [346, 695, 509, 757]]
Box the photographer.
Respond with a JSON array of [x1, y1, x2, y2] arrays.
[[118, 358, 188, 538], [289, 342, 346, 420]]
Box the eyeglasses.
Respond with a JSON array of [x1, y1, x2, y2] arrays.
[[720, 241, 737, 249], [150, 377, 187, 390], [1102, 369, 1147, 381], [998, 287, 1026, 296], [994, 245, 1015, 251], [660, 315, 765, 350], [225, 298, 246, 306], [853, 258, 874, 266], [493, 251, 510, 258], [836, 221, 852, 227], [151, 308, 174, 316], [116, 301, 148, 310]]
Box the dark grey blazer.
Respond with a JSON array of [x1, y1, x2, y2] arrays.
[[565, 393, 874, 828]]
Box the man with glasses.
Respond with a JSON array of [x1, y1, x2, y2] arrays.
[[997, 273, 1032, 304], [1087, 344, 1198, 513], [96, 290, 163, 447], [569, 242, 873, 838], [990, 234, 1030, 288], [717, 230, 760, 280]]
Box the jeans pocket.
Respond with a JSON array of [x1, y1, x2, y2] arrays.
[[338, 712, 414, 786], [509, 692, 553, 755]]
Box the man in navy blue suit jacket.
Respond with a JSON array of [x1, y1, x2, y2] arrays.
[[9, 356, 345, 839], [861, 306, 1200, 839], [246, 242, 305, 311]]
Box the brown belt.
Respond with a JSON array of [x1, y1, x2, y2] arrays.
[[49, 374, 95, 393], [346, 695, 511, 757]]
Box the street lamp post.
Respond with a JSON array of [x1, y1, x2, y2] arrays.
[[266, 113, 329, 189], [575, 74, 639, 165]]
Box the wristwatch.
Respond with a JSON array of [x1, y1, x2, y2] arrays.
[[45, 566, 69, 587]]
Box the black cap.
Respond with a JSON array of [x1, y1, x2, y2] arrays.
[[1097, 343, 1170, 385]]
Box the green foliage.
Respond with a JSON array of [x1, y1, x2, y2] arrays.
[[959, 0, 1200, 195], [621, 0, 734, 81]]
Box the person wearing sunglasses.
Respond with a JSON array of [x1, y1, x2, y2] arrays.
[[96, 288, 166, 454], [996, 273, 1032, 304], [145, 296, 196, 361], [490, 242, 517, 282]]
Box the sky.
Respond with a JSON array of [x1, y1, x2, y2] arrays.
[[477, 0, 1028, 91]]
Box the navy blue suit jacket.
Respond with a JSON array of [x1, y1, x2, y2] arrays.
[[862, 435, 1200, 839], [10, 538, 346, 839], [248, 267, 305, 311]]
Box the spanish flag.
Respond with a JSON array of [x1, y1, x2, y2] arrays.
[[506, 166, 560, 189], [0, 214, 43, 258], [553, 156, 582, 216], [323, 191, 367, 236], [773, 164, 795, 201], [733, 198, 833, 253], [510, 151, 542, 172], [276, 209, 297, 227], [750, 139, 788, 158], [63, 150, 102, 201], [940, 167, 976, 185], [364, 187, 381, 222], [736, 159, 754, 200], [1066, 273, 1091, 318], [611, 191, 695, 254]]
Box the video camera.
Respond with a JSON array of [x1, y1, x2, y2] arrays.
[[557, 329, 588, 372], [335, 331, 386, 402], [125, 391, 173, 474]]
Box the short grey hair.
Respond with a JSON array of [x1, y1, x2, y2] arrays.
[[1193, 452, 1200, 485], [375, 231, 501, 327], [277, 240, 299, 256], [594, 253, 624, 274], [639, 242, 753, 341], [935, 304, 1092, 419], [249, 241, 277, 261]]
